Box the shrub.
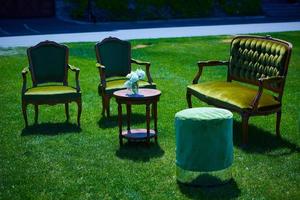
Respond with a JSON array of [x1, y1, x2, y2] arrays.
[[94, 0, 130, 21], [65, 0, 88, 19], [66, 0, 214, 21], [93, 0, 214, 21], [219, 0, 262, 16], [170, 0, 213, 18]]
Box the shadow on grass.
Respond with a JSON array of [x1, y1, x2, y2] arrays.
[[115, 142, 164, 162], [178, 178, 240, 200], [98, 113, 149, 128], [21, 122, 81, 136], [233, 120, 300, 156]]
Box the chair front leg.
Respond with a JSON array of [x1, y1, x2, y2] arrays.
[[276, 110, 282, 138], [76, 99, 82, 127], [101, 94, 110, 117], [22, 100, 28, 127], [186, 91, 192, 108], [101, 95, 106, 116], [242, 113, 250, 146], [65, 103, 70, 122], [106, 95, 111, 117], [34, 104, 39, 124]]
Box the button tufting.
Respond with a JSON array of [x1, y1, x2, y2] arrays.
[[230, 38, 287, 88]]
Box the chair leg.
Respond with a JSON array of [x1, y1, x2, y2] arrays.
[[106, 96, 111, 117], [186, 91, 192, 108], [101, 94, 111, 117], [34, 104, 38, 124], [65, 103, 70, 122], [276, 110, 281, 138], [22, 101, 28, 127], [76, 99, 82, 127], [101, 95, 106, 117], [242, 113, 250, 146]]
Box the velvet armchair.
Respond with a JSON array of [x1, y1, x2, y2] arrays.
[[95, 37, 156, 117], [22, 41, 82, 127]]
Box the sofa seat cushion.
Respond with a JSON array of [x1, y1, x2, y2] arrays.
[[24, 85, 80, 101], [99, 77, 156, 95], [187, 81, 280, 110]]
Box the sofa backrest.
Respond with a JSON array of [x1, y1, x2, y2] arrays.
[[229, 35, 292, 93]]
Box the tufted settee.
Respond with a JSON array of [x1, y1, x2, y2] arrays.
[[186, 35, 292, 145]]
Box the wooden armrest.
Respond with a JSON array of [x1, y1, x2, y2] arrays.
[[96, 62, 105, 69], [68, 64, 80, 72], [197, 60, 229, 67], [251, 76, 284, 110], [21, 67, 29, 94], [96, 63, 106, 88], [68, 64, 80, 92], [22, 67, 29, 75], [131, 58, 153, 84], [193, 60, 229, 84], [258, 76, 284, 88], [131, 58, 150, 66]]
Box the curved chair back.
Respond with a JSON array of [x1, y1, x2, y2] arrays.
[[27, 41, 68, 86], [229, 35, 292, 93], [95, 37, 131, 78]]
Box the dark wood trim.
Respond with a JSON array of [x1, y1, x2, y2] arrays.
[[118, 102, 123, 145], [193, 60, 229, 84], [96, 63, 106, 88], [65, 103, 70, 122], [68, 64, 81, 92], [21, 67, 29, 95], [64, 46, 69, 86]]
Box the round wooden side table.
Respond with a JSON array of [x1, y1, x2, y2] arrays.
[[113, 88, 161, 146]]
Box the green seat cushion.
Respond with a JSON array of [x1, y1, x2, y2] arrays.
[[99, 77, 156, 95], [175, 107, 233, 171], [23, 85, 81, 101], [187, 81, 280, 110]]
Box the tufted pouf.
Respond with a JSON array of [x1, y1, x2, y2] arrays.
[[175, 107, 233, 186]]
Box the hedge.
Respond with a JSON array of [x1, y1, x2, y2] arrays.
[[219, 0, 262, 16], [67, 0, 262, 21]]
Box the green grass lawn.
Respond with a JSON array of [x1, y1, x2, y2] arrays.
[[1, 32, 299, 199]]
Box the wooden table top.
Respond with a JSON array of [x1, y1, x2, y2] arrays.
[[113, 89, 161, 100]]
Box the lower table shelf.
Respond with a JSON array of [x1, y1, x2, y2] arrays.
[[121, 129, 156, 141]]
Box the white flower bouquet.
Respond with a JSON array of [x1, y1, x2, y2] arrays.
[[124, 69, 146, 94]]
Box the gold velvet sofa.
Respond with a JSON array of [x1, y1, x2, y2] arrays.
[[186, 35, 292, 145]]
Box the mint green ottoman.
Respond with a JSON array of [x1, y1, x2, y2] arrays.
[[175, 107, 233, 186]]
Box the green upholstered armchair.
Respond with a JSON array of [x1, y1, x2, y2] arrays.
[[22, 41, 82, 127], [95, 37, 156, 117], [186, 35, 292, 145]]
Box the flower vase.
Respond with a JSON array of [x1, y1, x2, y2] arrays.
[[132, 82, 139, 94]]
